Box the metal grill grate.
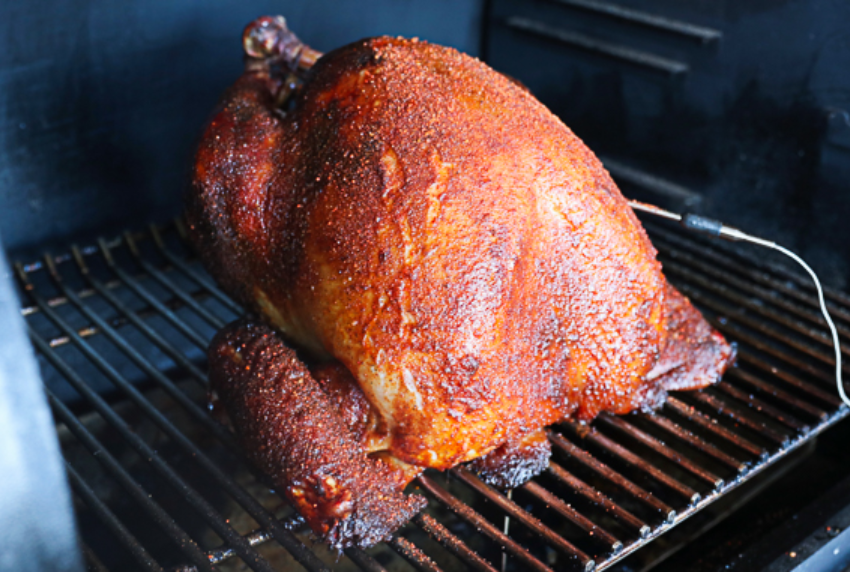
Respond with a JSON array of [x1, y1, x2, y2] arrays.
[[15, 218, 850, 572]]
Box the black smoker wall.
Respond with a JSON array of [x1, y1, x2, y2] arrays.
[[0, 0, 483, 255], [2, 0, 848, 289], [485, 0, 850, 289]]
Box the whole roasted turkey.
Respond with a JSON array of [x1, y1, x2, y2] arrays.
[[187, 16, 735, 549]]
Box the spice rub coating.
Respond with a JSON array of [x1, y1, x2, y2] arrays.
[[209, 320, 425, 550], [188, 20, 734, 548]]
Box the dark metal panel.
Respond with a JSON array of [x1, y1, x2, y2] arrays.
[[485, 0, 850, 291], [0, 0, 484, 255]]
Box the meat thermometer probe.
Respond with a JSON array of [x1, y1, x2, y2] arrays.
[[628, 200, 847, 408]]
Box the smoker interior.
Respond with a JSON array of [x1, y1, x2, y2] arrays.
[[4, 1, 850, 571], [14, 216, 849, 572]]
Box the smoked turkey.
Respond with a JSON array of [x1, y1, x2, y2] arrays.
[[186, 16, 735, 549]]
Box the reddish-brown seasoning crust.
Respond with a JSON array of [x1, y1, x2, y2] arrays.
[[309, 362, 385, 447], [648, 284, 737, 395], [188, 20, 735, 548], [208, 320, 425, 550]]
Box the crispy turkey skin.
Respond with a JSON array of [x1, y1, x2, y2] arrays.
[[187, 16, 734, 549]]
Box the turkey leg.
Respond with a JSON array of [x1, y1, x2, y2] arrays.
[[209, 319, 425, 549]]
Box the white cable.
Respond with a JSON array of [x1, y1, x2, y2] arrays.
[[627, 200, 848, 409], [768, 243, 849, 409]]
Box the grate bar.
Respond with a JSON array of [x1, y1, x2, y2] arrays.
[[207, 529, 270, 565], [29, 330, 283, 572], [562, 424, 701, 504], [665, 262, 849, 358], [645, 222, 850, 317], [98, 239, 209, 350], [721, 376, 815, 427], [152, 222, 244, 316], [388, 536, 444, 572], [417, 475, 555, 572], [689, 391, 790, 445], [548, 431, 675, 521], [645, 222, 850, 315], [28, 287, 216, 350], [547, 462, 651, 537], [67, 463, 165, 572], [523, 480, 623, 553], [71, 245, 210, 386], [681, 284, 848, 375], [49, 390, 215, 571], [204, 528, 384, 572], [343, 548, 389, 572], [715, 320, 836, 387], [715, 382, 806, 431], [737, 350, 841, 407], [453, 468, 595, 570], [124, 232, 226, 330], [82, 542, 110, 572], [598, 414, 723, 488], [20, 279, 120, 316], [640, 414, 746, 471], [656, 241, 850, 339], [664, 397, 765, 457], [40, 255, 241, 452], [413, 513, 498, 572]]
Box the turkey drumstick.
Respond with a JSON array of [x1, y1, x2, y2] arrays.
[[209, 320, 425, 549]]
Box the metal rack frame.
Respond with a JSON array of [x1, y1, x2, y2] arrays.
[[16, 218, 850, 571]]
